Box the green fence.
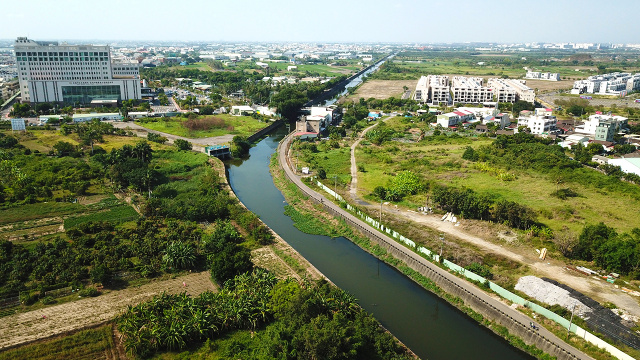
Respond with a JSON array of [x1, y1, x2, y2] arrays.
[[315, 179, 635, 360]]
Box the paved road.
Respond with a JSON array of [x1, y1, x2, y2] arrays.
[[278, 132, 594, 360]]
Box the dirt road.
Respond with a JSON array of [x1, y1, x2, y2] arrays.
[[380, 207, 640, 318], [0, 272, 216, 350], [109, 121, 234, 151]]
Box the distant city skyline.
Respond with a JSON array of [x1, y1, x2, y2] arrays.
[[4, 0, 640, 44]]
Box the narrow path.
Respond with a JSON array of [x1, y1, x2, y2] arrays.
[[279, 133, 594, 360], [349, 115, 395, 200], [109, 121, 234, 150]]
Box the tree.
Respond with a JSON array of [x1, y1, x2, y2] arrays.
[[512, 100, 535, 117], [52, 141, 76, 157], [553, 226, 578, 257], [573, 222, 617, 261], [174, 139, 192, 151], [209, 243, 253, 284], [162, 242, 197, 270]]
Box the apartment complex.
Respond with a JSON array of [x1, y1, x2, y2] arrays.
[[450, 76, 493, 104], [413, 75, 450, 105], [571, 72, 640, 95], [488, 78, 535, 103], [525, 71, 560, 81], [415, 75, 535, 105], [14, 37, 141, 104]]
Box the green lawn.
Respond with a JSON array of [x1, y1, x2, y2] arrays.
[[268, 62, 356, 76], [7, 130, 172, 153], [135, 114, 268, 139]]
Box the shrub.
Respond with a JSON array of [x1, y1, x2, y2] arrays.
[[147, 132, 168, 144], [41, 296, 56, 305], [465, 262, 494, 279], [174, 139, 192, 151], [79, 288, 100, 297], [551, 188, 580, 200]]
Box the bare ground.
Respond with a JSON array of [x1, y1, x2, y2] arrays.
[[380, 207, 640, 318], [0, 272, 216, 350], [348, 80, 418, 100]]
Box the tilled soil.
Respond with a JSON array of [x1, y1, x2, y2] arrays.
[[0, 272, 216, 350]]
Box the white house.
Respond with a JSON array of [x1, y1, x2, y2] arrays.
[[517, 108, 557, 134], [231, 105, 254, 116], [436, 112, 461, 128]]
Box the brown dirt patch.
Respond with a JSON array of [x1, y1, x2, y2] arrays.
[[523, 79, 574, 93], [0, 272, 216, 350], [349, 80, 418, 100]]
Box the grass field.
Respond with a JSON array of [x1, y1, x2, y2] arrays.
[[293, 124, 640, 235], [0, 324, 116, 360], [63, 204, 139, 229], [135, 114, 268, 139], [7, 130, 172, 153], [268, 62, 357, 75], [0, 202, 85, 226], [355, 134, 640, 234]]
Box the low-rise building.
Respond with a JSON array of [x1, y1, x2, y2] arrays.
[[436, 112, 461, 128], [574, 114, 628, 136], [517, 108, 557, 134], [526, 71, 560, 81], [231, 105, 255, 116], [295, 114, 330, 136]]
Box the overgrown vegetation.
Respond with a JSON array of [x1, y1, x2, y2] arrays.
[[118, 270, 412, 359]]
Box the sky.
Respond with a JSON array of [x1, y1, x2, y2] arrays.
[[3, 0, 640, 44]]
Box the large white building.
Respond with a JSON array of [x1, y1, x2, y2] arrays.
[[14, 37, 141, 104], [571, 72, 640, 95], [488, 78, 535, 103], [413, 75, 450, 105], [450, 76, 493, 104], [574, 114, 628, 141]]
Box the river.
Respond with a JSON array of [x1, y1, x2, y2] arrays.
[[226, 127, 532, 360]]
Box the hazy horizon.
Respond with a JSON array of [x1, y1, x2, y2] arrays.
[[4, 0, 640, 44]]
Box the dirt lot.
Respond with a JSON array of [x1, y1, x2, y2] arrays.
[[0, 272, 216, 350], [349, 80, 418, 100], [524, 79, 574, 94]]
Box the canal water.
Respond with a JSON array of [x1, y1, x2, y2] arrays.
[[323, 55, 392, 106], [226, 128, 532, 360]]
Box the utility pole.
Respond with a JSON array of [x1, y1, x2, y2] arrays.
[[333, 175, 337, 198], [567, 303, 577, 339], [439, 233, 445, 259], [379, 200, 383, 227]]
